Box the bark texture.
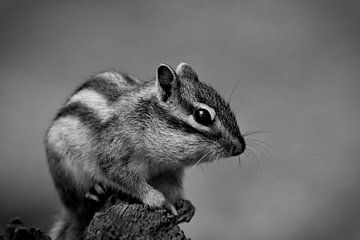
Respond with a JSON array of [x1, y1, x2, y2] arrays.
[[1, 197, 195, 240]]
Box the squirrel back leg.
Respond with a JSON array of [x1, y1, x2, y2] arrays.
[[47, 148, 104, 240], [49, 208, 87, 240], [49, 183, 109, 240]]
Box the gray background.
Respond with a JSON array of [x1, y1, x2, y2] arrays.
[[1, 1, 360, 239]]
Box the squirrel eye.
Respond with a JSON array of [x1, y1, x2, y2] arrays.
[[193, 108, 213, 126]]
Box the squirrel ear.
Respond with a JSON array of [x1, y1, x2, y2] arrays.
[[176, 62, 199, 81], [156, 64, 177, 102]]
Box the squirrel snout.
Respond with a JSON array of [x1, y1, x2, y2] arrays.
[[230, 137, 246, 156]]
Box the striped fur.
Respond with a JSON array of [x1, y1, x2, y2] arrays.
[[67, 89, 114, 122], [46, 64, 245, 240]]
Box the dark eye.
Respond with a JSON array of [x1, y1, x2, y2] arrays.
[[193, 108, 213, 126]]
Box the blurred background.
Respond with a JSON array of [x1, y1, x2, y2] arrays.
[[0, 0, 359, 239]]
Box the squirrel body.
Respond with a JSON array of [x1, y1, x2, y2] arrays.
[[45, 63, 245, 240]]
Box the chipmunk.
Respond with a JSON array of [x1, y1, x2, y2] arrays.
[[45, 63, 245, 240]]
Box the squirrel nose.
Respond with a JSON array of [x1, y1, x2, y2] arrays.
[[230, 137, 246, 156]]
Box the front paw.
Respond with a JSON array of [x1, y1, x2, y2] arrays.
[[143, 190, 177, 215], [143, 189, 166, 208], [85, 183, 110, 207], [174, 199, 195, 223]]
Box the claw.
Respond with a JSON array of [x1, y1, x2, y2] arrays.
[[93, 183, 106, 195], [164, 202, 178, 216], [174, 199, 195, 223], [85, 183, 109, 204], [85, 192, 100, 202]]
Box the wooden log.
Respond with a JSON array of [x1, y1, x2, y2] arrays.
[[86, 196, 195, 240], [1, 196, 195, 240]]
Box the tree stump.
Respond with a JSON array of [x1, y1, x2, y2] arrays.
[[1, 196, 195, 240], [86, 196, 195, 240]]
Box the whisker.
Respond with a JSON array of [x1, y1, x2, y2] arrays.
[[243, 129, 273, 137], [247, 142, 270, 160], [246, 147, 263, 175], [244, 148, 256, 166], [237, 156, 241, 169], [242, 150, 252, 165], [228, 78, 242, 104], [247, 141, 273, 158], [243, 151, 251, 163], [189, 151, 212, 174], [199, 164, 207, 176], [241, 150, 257, 170], [246, 138, 276, 151]]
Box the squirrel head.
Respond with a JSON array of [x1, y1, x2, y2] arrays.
[[148, 63, 245, 166]]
